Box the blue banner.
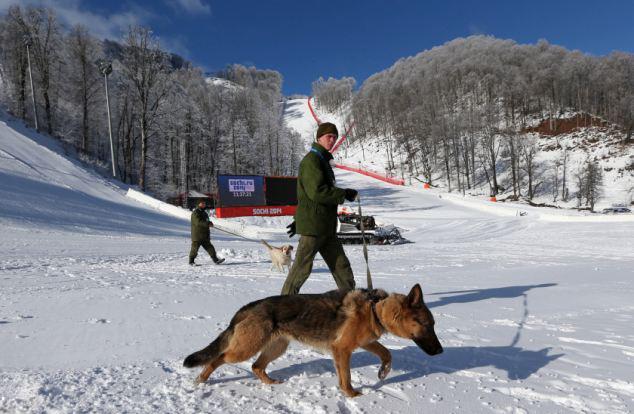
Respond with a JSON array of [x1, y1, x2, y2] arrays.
[[217, 175, 266, 207]]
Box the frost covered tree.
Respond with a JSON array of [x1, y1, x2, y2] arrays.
[[0, 6, 29, 120], [575, 159, 603, 211], [65, 24, 102, 152], [6, 6, 62, 135], [120, 25, 170, 191], [0, 6, 301, 199], [352, 35, 633, 198], [519, 135, 540, 200], [312, 76, 355, 113]]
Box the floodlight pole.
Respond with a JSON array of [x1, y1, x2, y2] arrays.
[[97, 59, 117, 178], [24, 36, 39, 132]]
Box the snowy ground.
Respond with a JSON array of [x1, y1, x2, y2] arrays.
[[2, 111, 634, 413], [284, 98, 317, 150]]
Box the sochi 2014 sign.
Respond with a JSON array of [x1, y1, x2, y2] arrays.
[[217, 175, 265, 207], [215, 205, 297, 218], [215, 174, 298, 218]]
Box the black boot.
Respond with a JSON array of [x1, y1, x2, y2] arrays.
[[214, 258, 225, 265]]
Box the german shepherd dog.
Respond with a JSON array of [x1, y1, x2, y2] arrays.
[[183, 284, 443, 397]]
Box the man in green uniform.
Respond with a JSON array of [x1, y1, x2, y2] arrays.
[[189, 199, 224, 265], [281, 122, 358, 295]]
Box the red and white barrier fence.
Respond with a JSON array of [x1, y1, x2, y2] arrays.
[[330, 121, 355, 155], [308, 98, 404, 186], [307, 96, 321, 125], [334, 163, 405, 186]]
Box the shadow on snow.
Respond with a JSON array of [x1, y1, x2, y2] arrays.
[[259, 344, 562, 387], [426, 283, 557, 308]]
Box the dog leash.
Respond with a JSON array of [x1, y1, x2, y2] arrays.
[[212, 225, 253, 240], [210, 222, 261, 242], [356, 196, 373, 290]]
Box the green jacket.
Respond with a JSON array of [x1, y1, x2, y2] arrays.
[[295, 143, 346, 236], [191, 207, 211, 241]]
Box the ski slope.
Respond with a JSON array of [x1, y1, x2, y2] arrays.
[[0, 115, 190, 237], [2, 110, 634, 413]]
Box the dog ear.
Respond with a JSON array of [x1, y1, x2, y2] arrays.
[[407, 284, 423, 306], [369, 288, 388, 301]]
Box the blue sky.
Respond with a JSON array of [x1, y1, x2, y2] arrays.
[[3, 0, 633, 95]]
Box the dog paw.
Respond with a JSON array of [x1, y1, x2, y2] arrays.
[[253, 368, 284, 385], [193, 376, 205, 385], [345, 389, 363, 398], [259, 375, 283, 385], [378, 361, 392, 380]]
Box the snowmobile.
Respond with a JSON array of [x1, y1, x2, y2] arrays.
[[336, 210, 409, 245]]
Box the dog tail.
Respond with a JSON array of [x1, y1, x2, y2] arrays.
[[260, 239, 272, 250], [183, 328, 232, 368]]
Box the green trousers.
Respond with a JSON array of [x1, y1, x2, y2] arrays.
[[281, 234, 355, 295], [189, 240, 218, 263]]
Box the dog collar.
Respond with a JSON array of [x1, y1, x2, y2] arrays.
[[371, 301, 385, 333]]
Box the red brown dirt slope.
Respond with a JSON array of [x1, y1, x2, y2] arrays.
[[524, 114, 610, 136]]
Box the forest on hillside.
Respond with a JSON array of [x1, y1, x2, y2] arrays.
[[0, 5, 302, 199], [314, 36, 634, 206], [2, 4, 631, 209]]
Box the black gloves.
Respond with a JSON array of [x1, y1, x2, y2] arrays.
[[286, 221, 296, 238], [344, 188, 358, 202]]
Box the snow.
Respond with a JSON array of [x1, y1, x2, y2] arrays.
[[204, 77, 243, 92], [2, 106, 634, 413], [125, 188, 287, 240], [283, 98, 318, 149], [284, 97, 350, 152]]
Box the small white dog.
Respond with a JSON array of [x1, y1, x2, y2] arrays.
[[261, 240, 293, 272]]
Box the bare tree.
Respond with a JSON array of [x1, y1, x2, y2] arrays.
[[0, 6, 29, 120], [121, 25, 170, 190], [66, 24, 101, 152], [519, 135, 539, 199], [18, 6, 61, 135], [504, 133, 520, 198], [578, 159, 603, 211]]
